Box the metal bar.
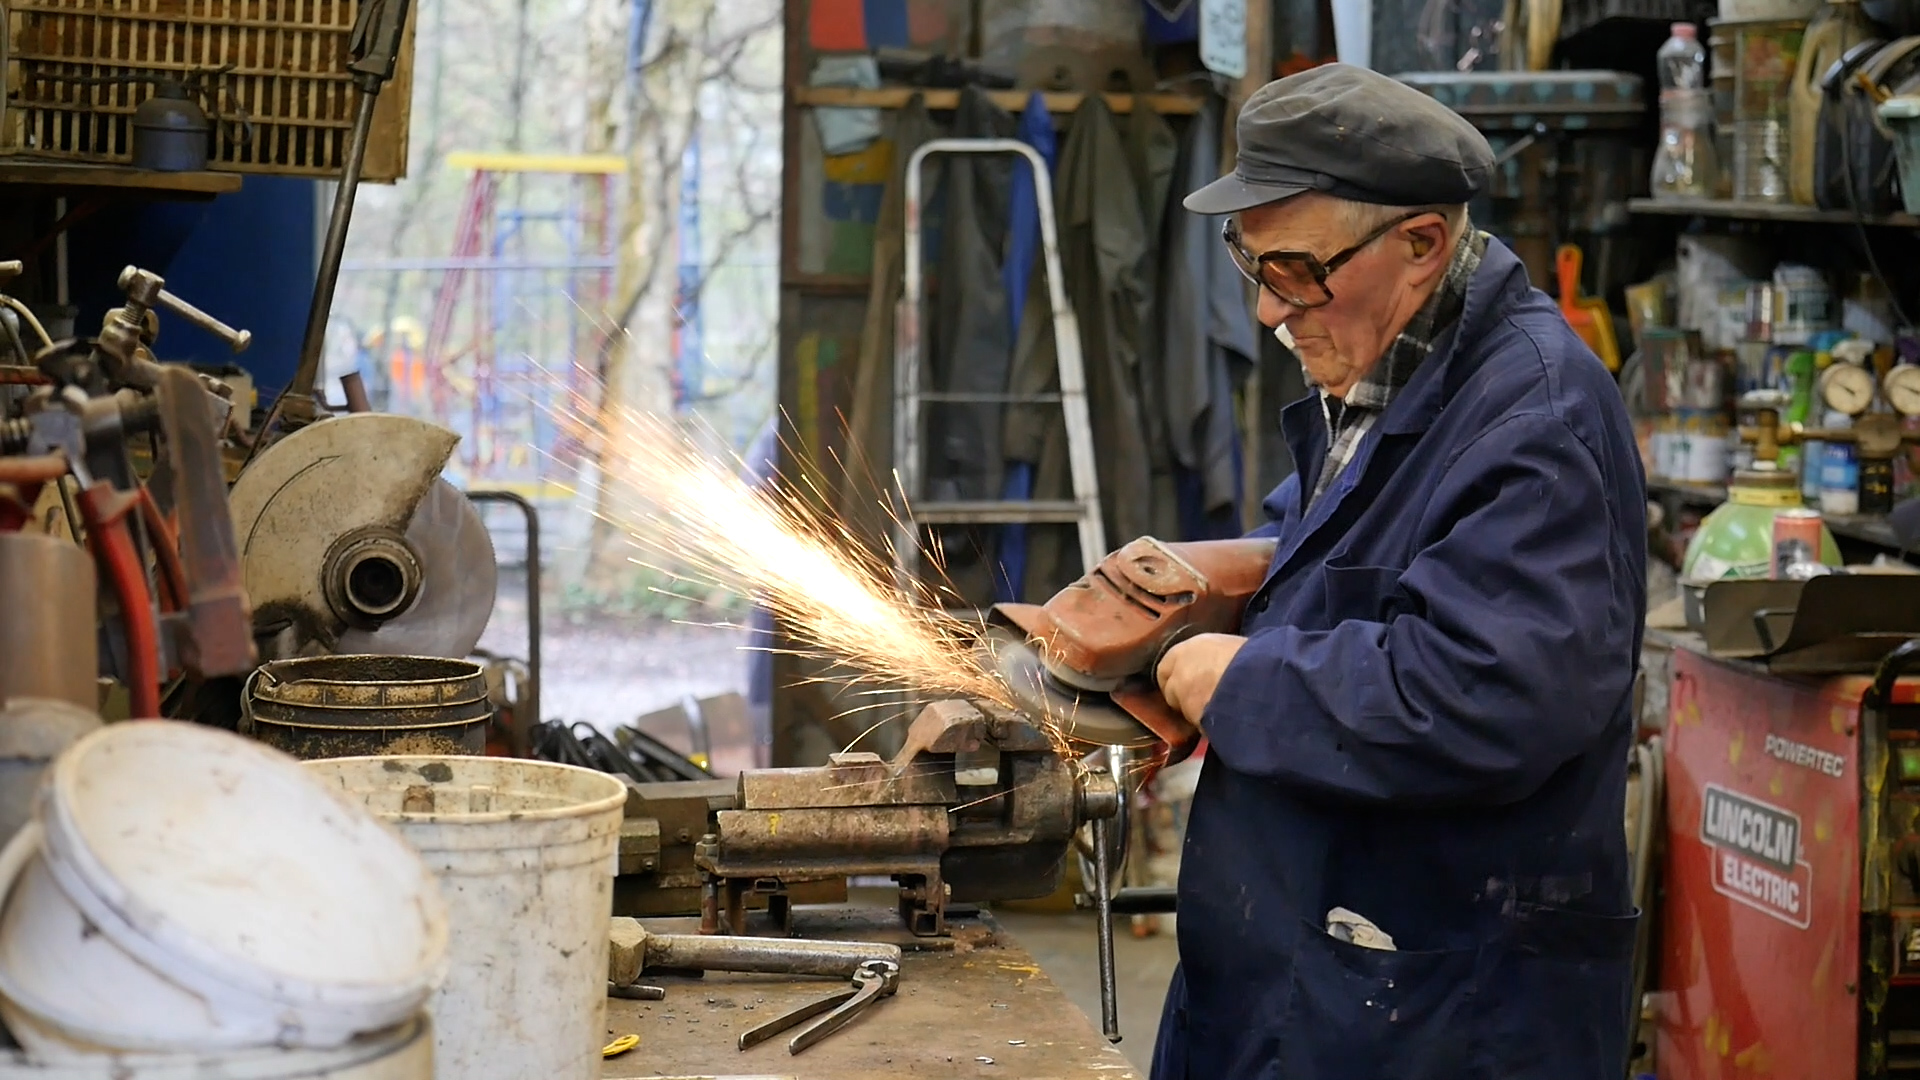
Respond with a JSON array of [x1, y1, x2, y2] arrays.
[[466, 490, 541, 753], [340, 256, 620, 272], [1091, 816, 1120, 1043], [642, 934, 902, 978], [908, 500, 1085, 525], [295, 88, 379, 398], [915, 391, 1063, 404]]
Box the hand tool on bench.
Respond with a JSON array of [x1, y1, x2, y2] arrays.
[[736, 959, 901, 1056]]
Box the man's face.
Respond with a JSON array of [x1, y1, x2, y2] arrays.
[[1236, 194, 1450, 399]]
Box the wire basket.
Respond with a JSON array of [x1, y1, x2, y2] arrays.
[[2, 0, 413, 179]]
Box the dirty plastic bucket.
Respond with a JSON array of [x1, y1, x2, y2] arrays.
[[243, 657, 492, 761], [0, 723, 447, 1054], [304, 757, 628, 1080], [0, 1015, 432, 1078], [1880, 96, 1920, 215]]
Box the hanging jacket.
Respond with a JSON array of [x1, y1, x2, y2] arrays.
[[1003, 96, 1168, 597], [1158, 96, 1259, 538], [1150, 236, 1646, 1080]]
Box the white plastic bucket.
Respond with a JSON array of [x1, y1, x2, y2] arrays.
[[0, 723, 447, 1054], [304, 757, 628, 1080], [0, 1015, 432, 1079]]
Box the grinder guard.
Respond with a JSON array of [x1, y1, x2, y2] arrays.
[[985, 536, 1279, 758]]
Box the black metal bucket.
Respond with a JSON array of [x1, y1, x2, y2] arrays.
[[242, 654, 492, 760]]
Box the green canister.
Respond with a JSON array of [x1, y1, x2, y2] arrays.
[[1681, 463, 1843, 581]]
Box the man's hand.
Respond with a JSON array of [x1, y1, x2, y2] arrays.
[[1155, 633, 1248, 728]]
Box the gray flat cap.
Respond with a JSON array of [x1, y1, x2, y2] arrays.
[[1185, 63, 1494, 215]]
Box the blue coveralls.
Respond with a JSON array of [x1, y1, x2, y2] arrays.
[[1149, 238, 1647, 1080]]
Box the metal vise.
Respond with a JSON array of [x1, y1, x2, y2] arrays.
[[612, 697, 1119, 937]]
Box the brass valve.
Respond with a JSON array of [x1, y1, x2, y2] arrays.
[[1740, 407, 1920, 463]]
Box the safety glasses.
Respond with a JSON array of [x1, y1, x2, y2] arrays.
[[1222, 210, 1430, 309]]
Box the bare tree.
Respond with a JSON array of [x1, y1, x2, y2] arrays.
[[584, 0, 781, 585]]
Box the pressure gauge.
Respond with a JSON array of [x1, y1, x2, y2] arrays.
[[1885, 364, 1920, 417], [1819, 361, 1877, 417]]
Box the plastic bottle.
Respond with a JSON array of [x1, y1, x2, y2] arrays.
[[1651, 24, 1717, 198], [1657, 22, 1707, 91]]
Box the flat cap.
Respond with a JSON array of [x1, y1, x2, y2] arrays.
[[1185, 63, 1494, 215]]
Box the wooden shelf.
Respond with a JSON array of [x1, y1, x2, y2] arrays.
[[793, 86, 1205, 115], [1649, 479, 1910, 548], [0, 161, 242, 196], [1628, 197, 1920, 228], [1826, 512, 1905, 549], [1648, 478, 1728, 506]]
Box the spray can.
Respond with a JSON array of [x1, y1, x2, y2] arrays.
[[1772, 508, 1825, 579]]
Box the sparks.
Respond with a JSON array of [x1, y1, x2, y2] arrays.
[[551, 395, 1021, 719]]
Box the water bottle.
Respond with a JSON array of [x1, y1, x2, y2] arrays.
[[1651, 24, 1717, 198], [1657, 22, 1706, 91]]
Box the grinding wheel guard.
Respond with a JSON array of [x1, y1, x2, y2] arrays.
[[989, 535, 1278, 761]]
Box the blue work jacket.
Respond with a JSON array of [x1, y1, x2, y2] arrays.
[[1150, 238, 1646, 1080]]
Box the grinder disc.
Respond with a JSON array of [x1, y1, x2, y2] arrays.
[[980, 626, 1156, 748], [335, 477, 498, 657]]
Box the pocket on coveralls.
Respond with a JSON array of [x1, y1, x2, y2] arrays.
[[1278, 919, 1478, 1080]]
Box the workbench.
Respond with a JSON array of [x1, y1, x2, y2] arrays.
[[602, 906, 1141, 1080]]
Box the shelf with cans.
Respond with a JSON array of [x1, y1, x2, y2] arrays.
[[1631, 250, 1920, 569]]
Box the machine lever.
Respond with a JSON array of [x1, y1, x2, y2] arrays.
[[116, 267, 251, 353]]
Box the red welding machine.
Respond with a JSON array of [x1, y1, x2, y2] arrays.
[[1655, 642, 1920, 1077]]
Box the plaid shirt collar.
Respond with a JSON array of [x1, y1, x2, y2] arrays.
[[1306, 226, 1488, 506]]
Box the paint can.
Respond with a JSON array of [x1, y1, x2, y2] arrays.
[[1772, 507, 1824, 578], [1652, 415, 1679, 479], [1684, 357, 1731, 410], [1686, 413, 1732, 483], [1771, 264, 1833, 346]]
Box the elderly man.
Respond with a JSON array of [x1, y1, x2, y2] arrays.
[[1145, 65, 1646, 1079]]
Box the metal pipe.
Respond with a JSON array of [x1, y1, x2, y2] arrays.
[[1091, 815, 1120, 1043], [642, 934, 902, 979], [465, 490, 540, 752], [339, 372, 372, 413], [256, 88, 380, 455]]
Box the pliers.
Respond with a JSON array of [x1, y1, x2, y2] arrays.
[[736, 958, 900, 1056]]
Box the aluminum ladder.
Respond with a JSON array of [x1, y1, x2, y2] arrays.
[[891, 137, 1106, 600]]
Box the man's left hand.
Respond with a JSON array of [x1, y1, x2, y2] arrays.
[[1156, 633, 1247, 728]]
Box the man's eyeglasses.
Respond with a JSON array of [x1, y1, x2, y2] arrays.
[[1222, 211, 1431, 310]]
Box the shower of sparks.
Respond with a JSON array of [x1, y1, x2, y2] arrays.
[[549, 393, 1028, 724]]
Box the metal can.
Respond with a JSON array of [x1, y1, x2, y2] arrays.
[[1688, 414, 1731, 483], [1772, 508, 1825, 580], [1746, 282, 1776, 342]]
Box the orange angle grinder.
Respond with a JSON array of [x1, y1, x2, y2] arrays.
[[979, 536, 1279, 761]]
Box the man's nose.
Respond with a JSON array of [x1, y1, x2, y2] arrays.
[[1257, 289, 1301, 327]]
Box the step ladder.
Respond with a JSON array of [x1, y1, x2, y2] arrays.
[[891, 138, 1107, 605]]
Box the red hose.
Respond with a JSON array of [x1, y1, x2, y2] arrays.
[[137, 487, 187, 616], [78, 484, 161, 719]]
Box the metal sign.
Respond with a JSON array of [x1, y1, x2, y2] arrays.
[[1199, 0, 1247, 80]]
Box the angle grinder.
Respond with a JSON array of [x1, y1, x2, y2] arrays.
[[979, 536, 1278, 757]]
